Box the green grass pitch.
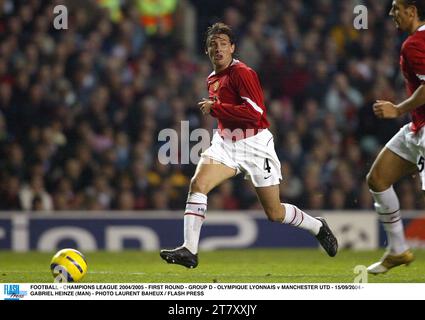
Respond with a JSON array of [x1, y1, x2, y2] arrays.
[[1, 249, 424, 283]]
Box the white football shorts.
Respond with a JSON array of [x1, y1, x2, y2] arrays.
[[201, 129, 283, 187], [386, 123, 425, 189]]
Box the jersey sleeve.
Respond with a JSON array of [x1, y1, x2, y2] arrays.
[[404, 40, 425, 83], [210, 67, 265, 123]]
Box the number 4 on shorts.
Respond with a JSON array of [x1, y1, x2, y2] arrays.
[[264, 158, 271, 173], [418, 156, 425, 172]]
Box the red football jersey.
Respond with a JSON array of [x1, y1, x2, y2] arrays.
[[207, 59, 270, 140], [400, 25, 425, 132]]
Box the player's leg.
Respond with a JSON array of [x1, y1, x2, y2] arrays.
[[240, 129, 337, 256], [255, 185, 338, 257], [160, 156, 237, 268], [367, 147, 416, 192], [183, 156, 236, 254], [366, 147, 416, 274]]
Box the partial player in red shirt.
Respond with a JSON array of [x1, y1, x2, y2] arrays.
[[160, 23, 338, 268], [367, 0, 425, 274]]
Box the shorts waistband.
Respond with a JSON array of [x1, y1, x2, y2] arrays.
[[219, 128, 265, 142]]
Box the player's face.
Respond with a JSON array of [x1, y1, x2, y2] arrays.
[[206, 34, 235, 71], [389, 0, 415, 31]]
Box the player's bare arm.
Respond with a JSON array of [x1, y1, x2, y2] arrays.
[[373, 84, 425, 118]]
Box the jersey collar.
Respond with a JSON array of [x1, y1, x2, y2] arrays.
[[208, 59, 240, 77]]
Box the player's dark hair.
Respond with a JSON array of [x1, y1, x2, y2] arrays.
[[404, 0, 425, 20], [204, 22, 235, 50]]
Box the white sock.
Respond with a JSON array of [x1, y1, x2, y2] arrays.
[[182, 192, 207, 254], [370, 186, 409, 255], [282, 203, 322, 235]]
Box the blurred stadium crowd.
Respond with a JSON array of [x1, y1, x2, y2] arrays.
[[0, 0, 424, 212]]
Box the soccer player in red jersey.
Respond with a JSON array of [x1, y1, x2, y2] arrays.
[[160, 23, 338, 268], [367, 0, 425, 274]]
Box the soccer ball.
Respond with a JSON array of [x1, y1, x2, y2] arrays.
[[50, 248, 88, 283]]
